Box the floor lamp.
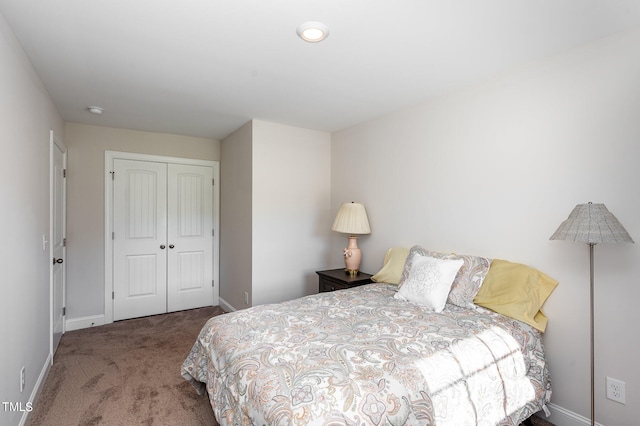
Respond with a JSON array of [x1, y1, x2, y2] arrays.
[[550, 202, 634, 426]]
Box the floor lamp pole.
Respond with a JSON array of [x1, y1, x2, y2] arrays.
[[589, 243, 595, 426]]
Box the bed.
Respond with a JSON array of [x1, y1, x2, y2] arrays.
[[182, 246, 556, 425]]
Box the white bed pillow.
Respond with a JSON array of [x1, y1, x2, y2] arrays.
[[394, 254, 464, 312]]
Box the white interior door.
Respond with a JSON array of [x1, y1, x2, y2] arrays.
[[113, 159, 168, 321], [51, 131, 66, 356], [167, 164, 214, 311]]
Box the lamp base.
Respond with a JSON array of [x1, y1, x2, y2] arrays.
[[344, 268, 360, 276], [342, 235, 362, 273]]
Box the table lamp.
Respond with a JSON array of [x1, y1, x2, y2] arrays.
[[331, 202, 371, 275]]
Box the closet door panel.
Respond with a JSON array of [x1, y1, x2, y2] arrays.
[[113, 159, 168, 320], [167, 164, 214, 311]]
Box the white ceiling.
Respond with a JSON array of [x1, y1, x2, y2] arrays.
[[2, 0, 640, 140]]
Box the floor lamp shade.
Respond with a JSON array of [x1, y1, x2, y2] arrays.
[[550, 203, 634, 244], [550, 202, 633, 426], [332, 202, 371, 274]]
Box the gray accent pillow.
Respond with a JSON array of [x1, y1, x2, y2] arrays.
[[399, 245, 492, 309]]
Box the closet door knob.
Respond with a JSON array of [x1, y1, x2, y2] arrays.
[[169, 244, 175, 249], [160, 245, 166, 249]]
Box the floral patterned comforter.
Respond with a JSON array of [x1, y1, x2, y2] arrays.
[[182, 284, 551, 425]]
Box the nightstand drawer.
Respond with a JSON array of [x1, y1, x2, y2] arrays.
[[320, 278, 349, 292], [316, 269, 373, 293]]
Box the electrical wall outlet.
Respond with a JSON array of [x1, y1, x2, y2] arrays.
[[244, 291, 249, 305], [606, 376, 626, 404], [20, 367, 25, 392]]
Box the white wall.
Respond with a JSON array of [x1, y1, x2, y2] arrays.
[[220, 121, 253, 309], [331, 27, 640, 426], [0, 13, 64, 426], [251, 120, 332, 305], [220, 120, 332, 310], [64, 123, 219, 323]]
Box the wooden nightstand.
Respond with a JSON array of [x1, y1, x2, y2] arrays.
[[316, 269, 373, 293]]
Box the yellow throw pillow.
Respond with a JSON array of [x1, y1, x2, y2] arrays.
[[371, 247, 410, 285], [473, 259, 558, 332]]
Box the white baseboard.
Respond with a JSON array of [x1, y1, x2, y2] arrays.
[[19, 351, 52, 426], [542, 403, 604, 426], [65, 314, 105, 331], [218, 297, 237, 313]]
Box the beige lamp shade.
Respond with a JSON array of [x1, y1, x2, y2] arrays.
[[331, 202, 371, 235]]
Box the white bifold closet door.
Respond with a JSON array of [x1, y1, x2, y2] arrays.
[[112, 159, 213, 321]]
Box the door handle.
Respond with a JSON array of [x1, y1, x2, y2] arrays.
[[169, 244, 175, 249], [160, 245, 166, 249], [52, 258, 63, 265]]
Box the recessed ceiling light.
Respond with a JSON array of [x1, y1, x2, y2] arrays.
[[88, 106, 104, 115], [297, 21, 330, 43]]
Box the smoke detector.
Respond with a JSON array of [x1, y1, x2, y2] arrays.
[[88, 106, 104, 115]]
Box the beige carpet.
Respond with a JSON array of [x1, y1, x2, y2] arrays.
[[28, 306, 224, 426], [28, 305, 554, 426]]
